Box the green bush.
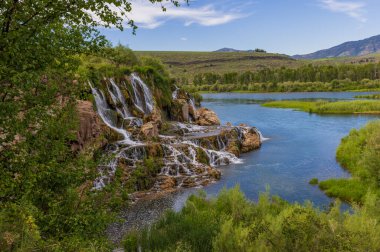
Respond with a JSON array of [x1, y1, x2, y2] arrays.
[[123, 186, 380, 252]]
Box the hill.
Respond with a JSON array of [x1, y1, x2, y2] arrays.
[[214, 48, 245, 52], [136, 51, 299, 80], [293, 34, 380, 59]]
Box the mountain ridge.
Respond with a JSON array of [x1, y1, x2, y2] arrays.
[[293, 35, 380, 59]]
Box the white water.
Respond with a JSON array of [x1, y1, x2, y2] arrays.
[[108, 78, 131, 119], [89, 82, 134, 144], [90, 75, 255, 190], [172, 85, 180, 99], [130, 73, 154, 115]]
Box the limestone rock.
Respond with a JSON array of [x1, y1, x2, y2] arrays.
[[141, 122, 159, 139], [196, 108, 221, 126], [170, 99, 190, 122], [241, 128, 261, 153], [158, 176, 176, 190], [147, 106, 162, 126]]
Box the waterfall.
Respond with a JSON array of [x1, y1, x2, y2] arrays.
[[107, 78, 131, 119], [130, 73, 154, 115], [172, 85, 180, 99], [89, 75, 258, 191], [253, 127, 269, 143], [89, 82, 135, 145]]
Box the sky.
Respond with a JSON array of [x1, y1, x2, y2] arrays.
[[100, 0, 380, 55]]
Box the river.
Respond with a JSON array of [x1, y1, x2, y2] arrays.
[[108, 91, 380, 243]]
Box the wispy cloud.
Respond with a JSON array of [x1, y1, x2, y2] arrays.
[[124, 0, 247, 29], [180, 37, 188, 41], [319, 0, 367, 22]]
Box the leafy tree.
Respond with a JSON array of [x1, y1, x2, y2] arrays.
[[0, 0, 188, 249]]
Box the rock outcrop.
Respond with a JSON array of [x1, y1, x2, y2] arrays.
[[73, 100, 103, 151], [196, 108, 221, 126], [140, 122, 159, 139], [241, 127, 261, 153]]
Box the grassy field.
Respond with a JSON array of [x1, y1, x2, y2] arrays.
[[136, 51, 302, 79], [262, 100, 380, 114], [136, 51, 380, 82]]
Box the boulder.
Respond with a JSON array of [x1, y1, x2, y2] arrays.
[[241, 128, 261, 153], [74, 100, 103, 151], [196, 108, 221, 126], [141, 122, 159, 139]]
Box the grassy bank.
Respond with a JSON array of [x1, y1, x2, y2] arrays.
[[355, 94, 380, 99], [318, 120, 380, 203], [123, 186, 380, 251], [262, 100, 380, 114]]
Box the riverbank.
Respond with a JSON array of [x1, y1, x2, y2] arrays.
[[262, 100, 380, 114], [318, 120, 380, 203]]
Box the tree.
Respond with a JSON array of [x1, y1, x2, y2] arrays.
[[0, 1, 187, 249]]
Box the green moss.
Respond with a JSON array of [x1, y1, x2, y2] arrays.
[[196, 148, 210, 165], [126, 158, 163, 192]]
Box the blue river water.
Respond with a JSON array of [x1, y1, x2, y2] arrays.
[[198, 91, 380, 207]]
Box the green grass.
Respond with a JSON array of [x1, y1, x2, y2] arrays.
[[319, 120, 380, 203], [262, 100, 380, 114], [262, 100, 319, 112], [309, 178, 319, 185], [318, 179, 368, 203], [355, 94, 380, 99]]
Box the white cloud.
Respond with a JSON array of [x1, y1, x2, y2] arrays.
[[180, 37, 188, 41], [123, 0, 246, 29], [319, 0, 367, 22]]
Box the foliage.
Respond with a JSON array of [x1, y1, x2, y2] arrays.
[[123, 186, 380, 252], [0, 0, 186, 250]]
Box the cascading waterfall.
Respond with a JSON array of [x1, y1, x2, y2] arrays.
[[89, 82, 134, 144], [130, 73, 154, 115], [107, 78, 131, 119], [90, 74, 257, 191], [172, 85, 180, 99]]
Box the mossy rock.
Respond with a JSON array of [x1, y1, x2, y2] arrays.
[[196, 147, 210, 165]]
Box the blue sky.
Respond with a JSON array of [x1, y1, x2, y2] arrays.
[[100, 0, 380, 55]]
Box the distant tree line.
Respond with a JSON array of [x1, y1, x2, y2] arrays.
[[190, 62, 380, 86]]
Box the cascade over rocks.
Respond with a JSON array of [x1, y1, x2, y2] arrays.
[[86, 73, 263, 197]]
